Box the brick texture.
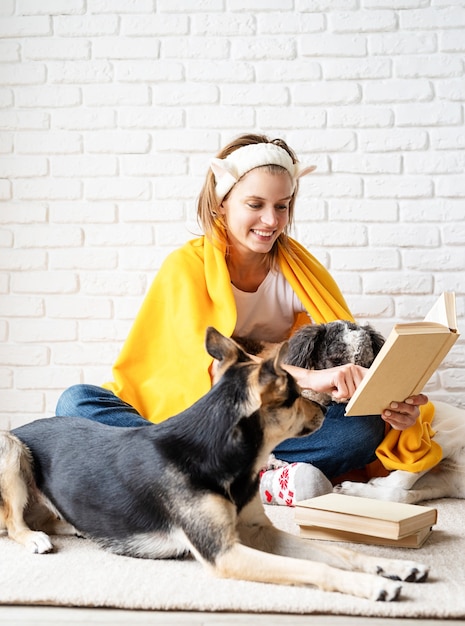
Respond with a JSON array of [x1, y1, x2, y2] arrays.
[[1, 1, 464, 428]]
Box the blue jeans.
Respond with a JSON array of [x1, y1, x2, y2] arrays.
[[56, 384, 151, 428], [273, 402, 385, 479], [56, 385, 385, 480]]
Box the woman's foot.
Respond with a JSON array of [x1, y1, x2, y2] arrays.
[[260, 462, 333, 507]]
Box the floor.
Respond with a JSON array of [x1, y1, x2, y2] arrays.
[[0, 607, 463, 626]]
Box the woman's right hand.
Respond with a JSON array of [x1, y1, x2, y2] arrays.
[[282, 363, 368, 401]]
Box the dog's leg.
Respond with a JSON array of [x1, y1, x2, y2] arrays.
[[0, 432, 53, 553], [205, 541, 404, 601], [179, 493, 403, 599], [397, 466, 465, 502], [335, 469, 428, 503], [240, 522, 428, 582], [236, 496, 428, 592], [25, 491, 79, 538]]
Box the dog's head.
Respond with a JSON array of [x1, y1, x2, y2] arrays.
[[283, 320, 385, 407], [285, 320, 385, 371], [205, 327, 325, 450]]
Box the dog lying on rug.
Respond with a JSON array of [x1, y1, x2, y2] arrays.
[[0, 328, 428, 601], [239, 320, 465, 505]]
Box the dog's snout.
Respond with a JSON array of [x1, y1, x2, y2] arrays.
[[316, 402, 327, 416], [304, 398, 327, 417], [295, 406, 325, 438], [296, 396, 326, 437]]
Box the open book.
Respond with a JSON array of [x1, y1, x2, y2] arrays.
[[345, 292, 459, 417]]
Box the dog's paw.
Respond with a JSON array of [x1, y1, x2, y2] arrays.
[[376, 560, 429, 584], [335, 479, 395, 501], [340, 570, 403, 601], [334, 480, 369, 496], [335, 480, 417, 504], [372, 579, 402, 602], [25, 530, 53, 554]]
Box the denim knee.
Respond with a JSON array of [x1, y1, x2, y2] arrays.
[[55, 383, 150, 427], [55, 383, 124, 418], [56, 384, 97, 417], [273, 402, 386, 479]]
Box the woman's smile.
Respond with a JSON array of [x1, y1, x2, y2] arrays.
[[251, 228, 276, 239], [219, 168, 293, 258]]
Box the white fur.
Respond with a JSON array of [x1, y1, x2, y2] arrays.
[[336, 401, 465, 503], [342, 326, 365, 365]]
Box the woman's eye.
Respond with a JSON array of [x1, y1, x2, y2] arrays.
[[246, 203, 289, 211]]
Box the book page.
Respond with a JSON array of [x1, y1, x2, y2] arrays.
[[424, 292, 457, 330]]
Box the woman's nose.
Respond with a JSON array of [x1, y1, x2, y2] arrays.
[[260, 207, 279, 226]]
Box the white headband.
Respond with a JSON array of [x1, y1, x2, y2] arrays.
[[210, 143, 316, 203]]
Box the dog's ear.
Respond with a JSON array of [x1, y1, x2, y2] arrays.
[[274, 340, 289, 371], [257, 341, 289, 389], [285, 324, 324, 369], [363, 324, 385, 358], [205, 327, 249, 364]]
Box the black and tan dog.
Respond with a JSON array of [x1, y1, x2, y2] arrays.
[[0, 328, 428, 601]]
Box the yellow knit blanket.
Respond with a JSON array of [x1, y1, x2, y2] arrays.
[[104, 236, 441, 472]]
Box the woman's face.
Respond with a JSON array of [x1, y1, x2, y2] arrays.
[[219, 168, 293, 257]]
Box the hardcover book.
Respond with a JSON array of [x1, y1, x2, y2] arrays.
[[298, 523, 433, 548], [294, 493, 437, 541], [345, 292, 459, 417]]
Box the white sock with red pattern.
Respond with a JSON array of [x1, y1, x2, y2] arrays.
[[260, 462, 332, 507]]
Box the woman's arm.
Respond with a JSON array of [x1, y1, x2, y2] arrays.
[[282, 363, 429, 432], [282, 362, 366, 401]]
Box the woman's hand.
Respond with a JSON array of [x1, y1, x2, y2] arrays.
[[283, 363, 429, 431], [282, 363, 368, 401], [381, 394, 429, 430]]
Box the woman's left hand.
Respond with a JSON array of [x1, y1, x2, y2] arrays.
[[382, 393, 429, 430]]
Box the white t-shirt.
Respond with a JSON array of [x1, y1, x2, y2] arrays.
[[232, 270, 308, 342]]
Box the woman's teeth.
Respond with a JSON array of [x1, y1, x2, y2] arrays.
[[253, 230, 273, 238]]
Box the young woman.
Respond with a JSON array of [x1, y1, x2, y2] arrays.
[[57, 134, 438, 505]]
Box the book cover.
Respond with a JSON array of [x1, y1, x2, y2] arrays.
[[294, 493, 437, 540], [345, 292, 459, 417], [298, 523, 433, 549]]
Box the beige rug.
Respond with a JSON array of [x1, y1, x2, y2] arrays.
[[1, 499, 464, 618]]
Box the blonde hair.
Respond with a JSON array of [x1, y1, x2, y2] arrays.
[[197, 134, 300, 261]]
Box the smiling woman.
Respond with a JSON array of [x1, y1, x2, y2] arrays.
[[55, 133, 434, 506], [219, 168, 293, 292]]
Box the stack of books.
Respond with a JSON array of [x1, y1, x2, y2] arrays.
[[295, 493, 438, 549]]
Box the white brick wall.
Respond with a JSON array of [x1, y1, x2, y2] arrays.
[[1, 0, 464, 429]]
